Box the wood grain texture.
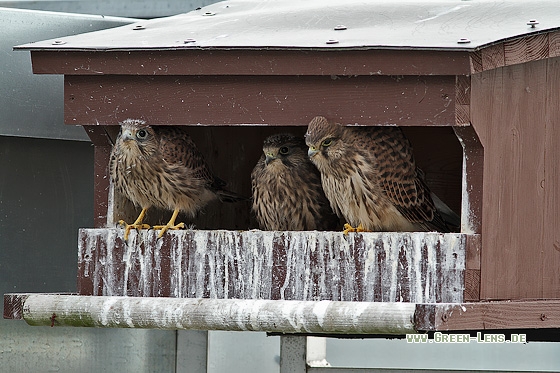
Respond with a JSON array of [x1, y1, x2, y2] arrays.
[[481, 44, 505, 71], [416, 300, 560, 331], [471, 59, 560, 300], [63, 75, 456, 127], [549, 31, 560, 57], [542, 57, 560, 298], [504, 34, 549, 66], [78, 229, 469, 304], [471, 31, 560, 73]]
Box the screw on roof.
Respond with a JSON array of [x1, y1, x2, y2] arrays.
[[457, 38, 471, 44], [334, 25, 347, 31], [52, 40, 66, 45], [133, 25, 145, 30], [326, 39, 339, 45], [203, 11, 216, 16], [527, 19, 539, 28], [184, 39, 196, 44]]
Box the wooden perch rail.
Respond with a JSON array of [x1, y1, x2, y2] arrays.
[[7, 294, 418, 335], [6, 294, 560, 334]]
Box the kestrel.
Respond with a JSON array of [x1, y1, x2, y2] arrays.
[[251, 133, 340, 231], [305, 116, 456, 233], [110, 119, 245, 239]]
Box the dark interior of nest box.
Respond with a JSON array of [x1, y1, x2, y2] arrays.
[[106, 125, 463, 232]]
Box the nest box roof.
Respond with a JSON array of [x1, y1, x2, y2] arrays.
[[15, 0, 559, 52]]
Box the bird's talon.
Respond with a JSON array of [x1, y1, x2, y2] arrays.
[[343, 223, 367, 235], [154, 222, 185, 238]]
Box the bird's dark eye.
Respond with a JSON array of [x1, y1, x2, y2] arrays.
[[321, 139, 332, 147], [136, 129, 148, 140], [279, 146, 289, 155]]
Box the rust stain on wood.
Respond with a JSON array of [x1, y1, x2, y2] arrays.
[[78, 229, 469, 304]]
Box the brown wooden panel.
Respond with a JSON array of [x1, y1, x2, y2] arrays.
[[30, 50, 471, 76], [464, 270, 481, 302], [481, 44, 505, 71], [453, 126, 484, 235], [416, 300, 560, 331], [63, 75, 457, 127], [471, 60, 553, 300], [504, 34, 549, 66], [455, 75, 471, 126], [542, 57, 560, 298], [464, 235, 481, 301], [470, 51, 483, 74], [78, 229, 469, 304], [550, 31, 560, 57]]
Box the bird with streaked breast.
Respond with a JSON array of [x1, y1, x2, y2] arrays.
[[251, 133, 340, 231], [110, 119, 246, 240], [305, 116, 457, 233]]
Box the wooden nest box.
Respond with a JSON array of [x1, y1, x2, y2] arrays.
[[6, 0, 560, 334]]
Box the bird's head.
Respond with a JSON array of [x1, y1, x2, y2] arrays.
[[261, 133, 308, 168], [305, 116, 343, 162], [117, 119, 158, 157]]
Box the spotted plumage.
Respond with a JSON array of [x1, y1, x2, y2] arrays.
[[110, 119, 244, 239], [251, 133, 340, 231], [305, 116, 455, 232]]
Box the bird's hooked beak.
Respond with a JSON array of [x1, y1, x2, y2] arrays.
[[121, 128, 135, 141], [264, 152, 276, 166], [308, 146, 319, 158]]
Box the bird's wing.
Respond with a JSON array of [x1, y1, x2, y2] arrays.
[[365, 127, 448, 231], [156, 126, 215, 183]]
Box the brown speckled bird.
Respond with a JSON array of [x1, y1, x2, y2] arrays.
[[251, 133, 340, 231], [110, 119, 244, 239], [305, 116, 455, 233]]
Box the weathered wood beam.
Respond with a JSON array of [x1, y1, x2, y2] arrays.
[[7, 294, 417, 335], [78, 229, 469, 303]]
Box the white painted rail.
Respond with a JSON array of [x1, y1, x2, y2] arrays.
[[19, 294, 418, 335]]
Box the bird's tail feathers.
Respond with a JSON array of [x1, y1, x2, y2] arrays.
[[217, 189, 249, 203], [431, 192, 461, 231]]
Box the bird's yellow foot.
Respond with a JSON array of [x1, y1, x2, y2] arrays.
[[118, 207, 150, 240], [118, 220, 151, 241], [343, 223, 367, 235], [153, 208, 185, 238], [153, 222, 185, 238]]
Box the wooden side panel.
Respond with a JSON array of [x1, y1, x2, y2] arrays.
[[416, 300, 560, 331], [78, 229, 468, 304], [471, 59, 560, 300], [63, 75, 456, 127], [83, 126, 114, 228], [542, 57, 560, 298], [472, 30, 560, 73]]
